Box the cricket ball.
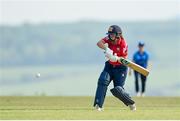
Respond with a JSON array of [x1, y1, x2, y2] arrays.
[[36, 73, 41, 78]]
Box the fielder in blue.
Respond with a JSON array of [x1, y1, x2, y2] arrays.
[[129, 42, 149, 97], [94, 25, 136, 111]]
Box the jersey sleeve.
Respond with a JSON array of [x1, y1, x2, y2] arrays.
[[145, 52, 149, 61], [102, 36, 110, 44]]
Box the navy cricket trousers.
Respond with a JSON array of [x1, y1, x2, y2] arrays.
[[134, 71, 147, 93], [94, 61, 127, 108]]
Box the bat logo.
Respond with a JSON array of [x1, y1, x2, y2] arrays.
[[119, 57, 149, 76], [120, 59, 130, 65]]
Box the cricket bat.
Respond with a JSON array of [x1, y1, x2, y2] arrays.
[[104, 43, 149, 76], [118, 57, 149, 76]]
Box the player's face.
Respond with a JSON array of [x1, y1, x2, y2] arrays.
[[139, 46, 144, 52], [109, 33, 116, 41]]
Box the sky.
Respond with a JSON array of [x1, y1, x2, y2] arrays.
[[0, 0, 180, 25]]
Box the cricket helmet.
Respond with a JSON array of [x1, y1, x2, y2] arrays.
[[138, 41, 145, 47], [106, 25, 122, 35]]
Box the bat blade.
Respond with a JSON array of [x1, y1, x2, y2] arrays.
[[119, 57, 149, 76]]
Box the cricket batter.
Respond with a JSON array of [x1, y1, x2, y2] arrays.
[[94, 25, 136, 111], [129, 42, 149, 97]]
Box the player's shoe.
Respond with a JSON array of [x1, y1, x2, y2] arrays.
[[95, 104, 103, 111], [136, 92, 141, 97], [141, 93, 145, 97], [129, 104, 136, 111]]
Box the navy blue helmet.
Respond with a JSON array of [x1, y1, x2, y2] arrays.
[[138, 41, 145, 47], [107, 25, 122, 35]]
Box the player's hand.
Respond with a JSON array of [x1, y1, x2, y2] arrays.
[[105, 53, 119, 62], [110, 55, 119, 62], [105, 47, 113, 56]]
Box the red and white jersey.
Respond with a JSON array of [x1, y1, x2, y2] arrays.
[[102, 36, 128, 66]]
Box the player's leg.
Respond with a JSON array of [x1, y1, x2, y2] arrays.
[[134, 71, 140, 96], [94, 71, 111, 109], [94, 62, 111, 109], [112, 65, 127, 87], [110, 86, 136, 110], [141, 74, 147, 97], [111, 65, 136, 111]]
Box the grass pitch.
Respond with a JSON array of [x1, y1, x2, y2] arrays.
[[0, 96, 180, 120]]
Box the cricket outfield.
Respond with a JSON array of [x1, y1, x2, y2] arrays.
[[0, 96, 180, 120]]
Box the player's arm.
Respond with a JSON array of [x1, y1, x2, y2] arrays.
[[97, 39, 113, 56], [146, 53, 151, 70], [147, 61, 151, 70], [97, 39, 106, 50], [97, 39, 118, 62]]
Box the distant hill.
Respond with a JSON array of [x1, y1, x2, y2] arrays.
[[0, 19, 179, 67]]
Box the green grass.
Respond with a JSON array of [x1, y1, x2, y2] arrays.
[[0, 96, 180, 119]]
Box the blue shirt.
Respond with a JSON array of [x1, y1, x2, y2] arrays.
[[133, 51, 149, 68]]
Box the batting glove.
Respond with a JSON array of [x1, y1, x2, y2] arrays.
[[105, 47, 113, 56], [105, 53, 119, 62]]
